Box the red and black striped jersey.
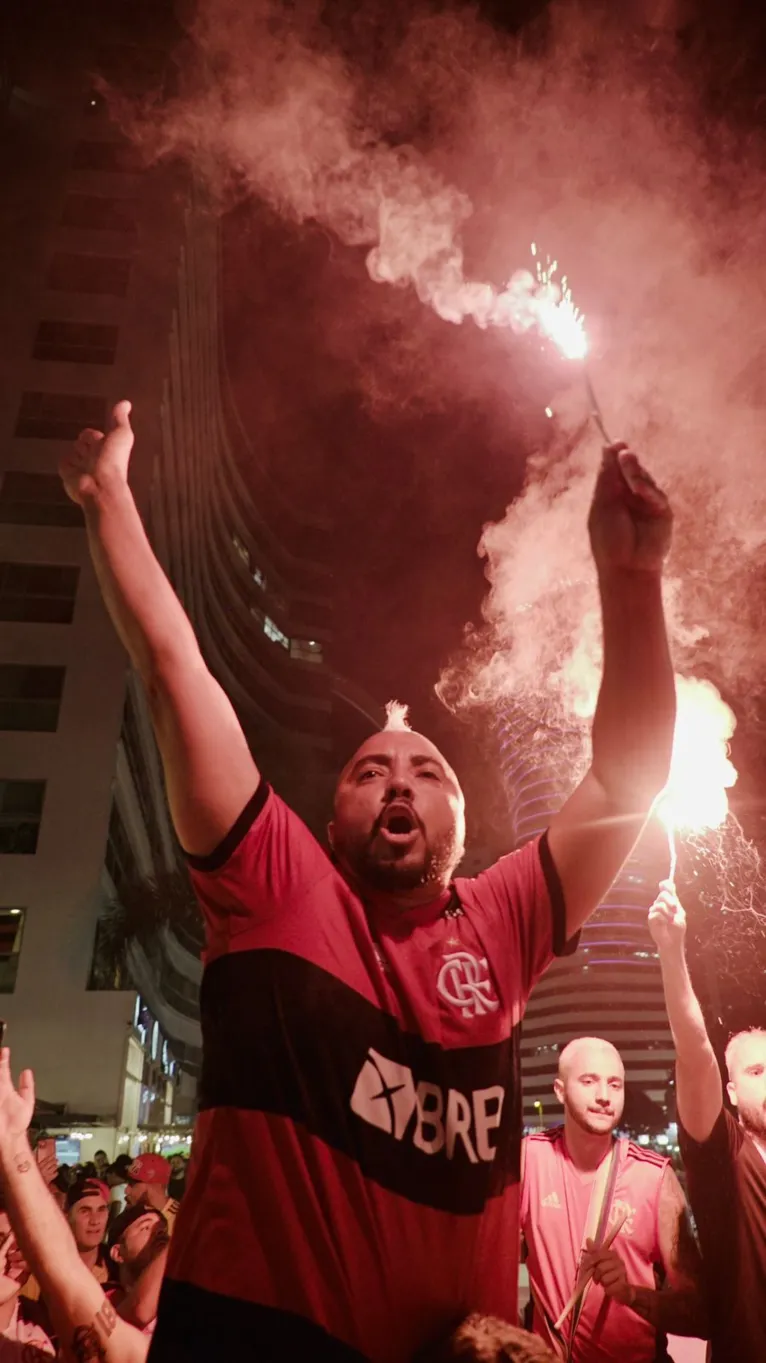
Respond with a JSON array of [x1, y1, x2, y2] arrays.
[[150, 782, 575, 1363]]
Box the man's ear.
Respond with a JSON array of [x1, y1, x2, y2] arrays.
[[727, 1080, 738, 1109], [553, 1077, 564, 1106], [110, 1243, 123, 1265]]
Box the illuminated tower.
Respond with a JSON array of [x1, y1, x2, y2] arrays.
[[498, 707, 674, 1131]]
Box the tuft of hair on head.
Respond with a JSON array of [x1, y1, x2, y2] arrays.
[[384, 700, 411, 732]]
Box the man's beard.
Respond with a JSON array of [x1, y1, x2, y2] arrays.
[[738, 1099, 766, 1142], [341, 829, 461, 895], [130, 1224, 169, 1278], [567, 1104, 618, 1137]]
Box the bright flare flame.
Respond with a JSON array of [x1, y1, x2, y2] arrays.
[[657, 677, 738, 834], [530, 247, 588, 361]]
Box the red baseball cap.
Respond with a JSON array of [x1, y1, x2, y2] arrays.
[[127, 1153, 170, 1187]]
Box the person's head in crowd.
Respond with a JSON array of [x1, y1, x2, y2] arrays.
[[0, 1195, 32, 1325], [726, 1027, 766, 1138], [93, 1150, 109, 1178], [329, 703, 465, 905], [168, 1154, 186, 1177], [105, 1154, 132, 1189], [108, 1206, 168, 1287], [124, 1153, 171, 1211], [554, 1037, 625, 1136], [65, 1178, 109, 1254], [80, 1161, 98, 1181], [428, 1313, 557, 1362]]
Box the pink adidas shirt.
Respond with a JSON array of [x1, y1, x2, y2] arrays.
[[521, 1127, 670, 1362]]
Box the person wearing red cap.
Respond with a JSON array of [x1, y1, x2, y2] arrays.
[[125, 1157, 178, 1238]]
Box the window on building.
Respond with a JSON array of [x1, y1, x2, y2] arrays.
[[60, 193, 137, 233], [45, 252, 131, 297], [104, 800, 139, 892], [231, 533, 266, 589], [0, 910, 25, 992], [0, 781, 46, 855], [0, 563, 79, 624], [71, 140, 143, 174], [290, 638, 323, 665], [120, 689, 165, 873], [32, 320, 119, 365], [263, 616, 289, 649], [15, 391, 106, 441], [0, 665, 65, 732], [119, 1037, 143, 1127], [231, 533, 249, 566], [0, 473, 83, 528]]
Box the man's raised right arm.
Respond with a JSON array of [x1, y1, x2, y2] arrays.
[[61, 401, 259, 856], [649, 881, 722, 1142]]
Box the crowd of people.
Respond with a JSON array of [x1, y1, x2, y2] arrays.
[[0, 405, 756, 1361]]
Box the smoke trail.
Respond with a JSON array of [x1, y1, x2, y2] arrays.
[[123, 0, 766, 796]]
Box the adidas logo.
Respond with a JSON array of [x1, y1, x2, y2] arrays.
[[541, 1190, 562, 1209], [350, 1047, 505, 1163]]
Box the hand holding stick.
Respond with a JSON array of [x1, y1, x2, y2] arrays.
[[553, 1210, 628, 1331]]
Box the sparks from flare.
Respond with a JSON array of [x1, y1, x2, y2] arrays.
[[655, 677, 738, 883], [523, 247, 610, 440], [529, 243, 588, 362]]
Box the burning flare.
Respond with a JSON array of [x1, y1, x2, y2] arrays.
[[656, 677, 738, 880]]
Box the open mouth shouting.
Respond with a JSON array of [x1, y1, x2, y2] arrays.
[[376, 801, 421, 848]]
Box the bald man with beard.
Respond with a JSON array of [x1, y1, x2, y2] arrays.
[[521, 1038, 706, 1362], [61, 405, 676, 1363]]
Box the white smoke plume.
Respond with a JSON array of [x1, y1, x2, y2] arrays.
[[125, 0, 766, 755]]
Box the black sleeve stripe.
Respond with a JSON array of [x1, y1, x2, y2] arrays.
[[539, 829, 580, 957], [183, 781, 270, 872]]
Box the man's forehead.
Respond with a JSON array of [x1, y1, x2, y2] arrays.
[[342, 729, 452, 776], [564, 1039, 624, 1076], [736, 1034, 766, 1065]]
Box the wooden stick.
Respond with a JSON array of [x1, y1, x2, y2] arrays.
[[553, 1210, 628, 1332]]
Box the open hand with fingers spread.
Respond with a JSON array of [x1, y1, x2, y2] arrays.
[[0, 1049, 35, 1151], [648, 879, 687, 955], [59, 399, 134, 507], [588, 444, 673, 576]]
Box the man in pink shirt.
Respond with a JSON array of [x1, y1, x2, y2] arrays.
[[521, 1037, 706, 1361]]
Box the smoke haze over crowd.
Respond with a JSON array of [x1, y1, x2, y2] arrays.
[[126, 0, 766, 756]]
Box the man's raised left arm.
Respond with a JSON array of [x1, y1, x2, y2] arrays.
[[547, 444, 676, 936]]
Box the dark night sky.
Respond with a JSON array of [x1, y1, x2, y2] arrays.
[[221, 204, 552, 770], [216, 0, 766, 1019]]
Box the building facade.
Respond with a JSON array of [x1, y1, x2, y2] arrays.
[[497, 708, 675, 1132], [1, 2, 380, 1158]]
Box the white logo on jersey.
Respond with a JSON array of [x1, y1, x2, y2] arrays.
[[350, 1048, 504, 1163], [349, 1048, 417, 1137], [437, 951, 500, 1018], [541, 1190, 562, 1208], [610, 1199, 636, 1237]]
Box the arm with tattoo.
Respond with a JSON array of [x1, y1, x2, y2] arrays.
[[0, 1049, 148, 1363]]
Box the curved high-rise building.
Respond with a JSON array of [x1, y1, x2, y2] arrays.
[[0, 0, 381, 1154], [497, 707, 674, 1130]]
